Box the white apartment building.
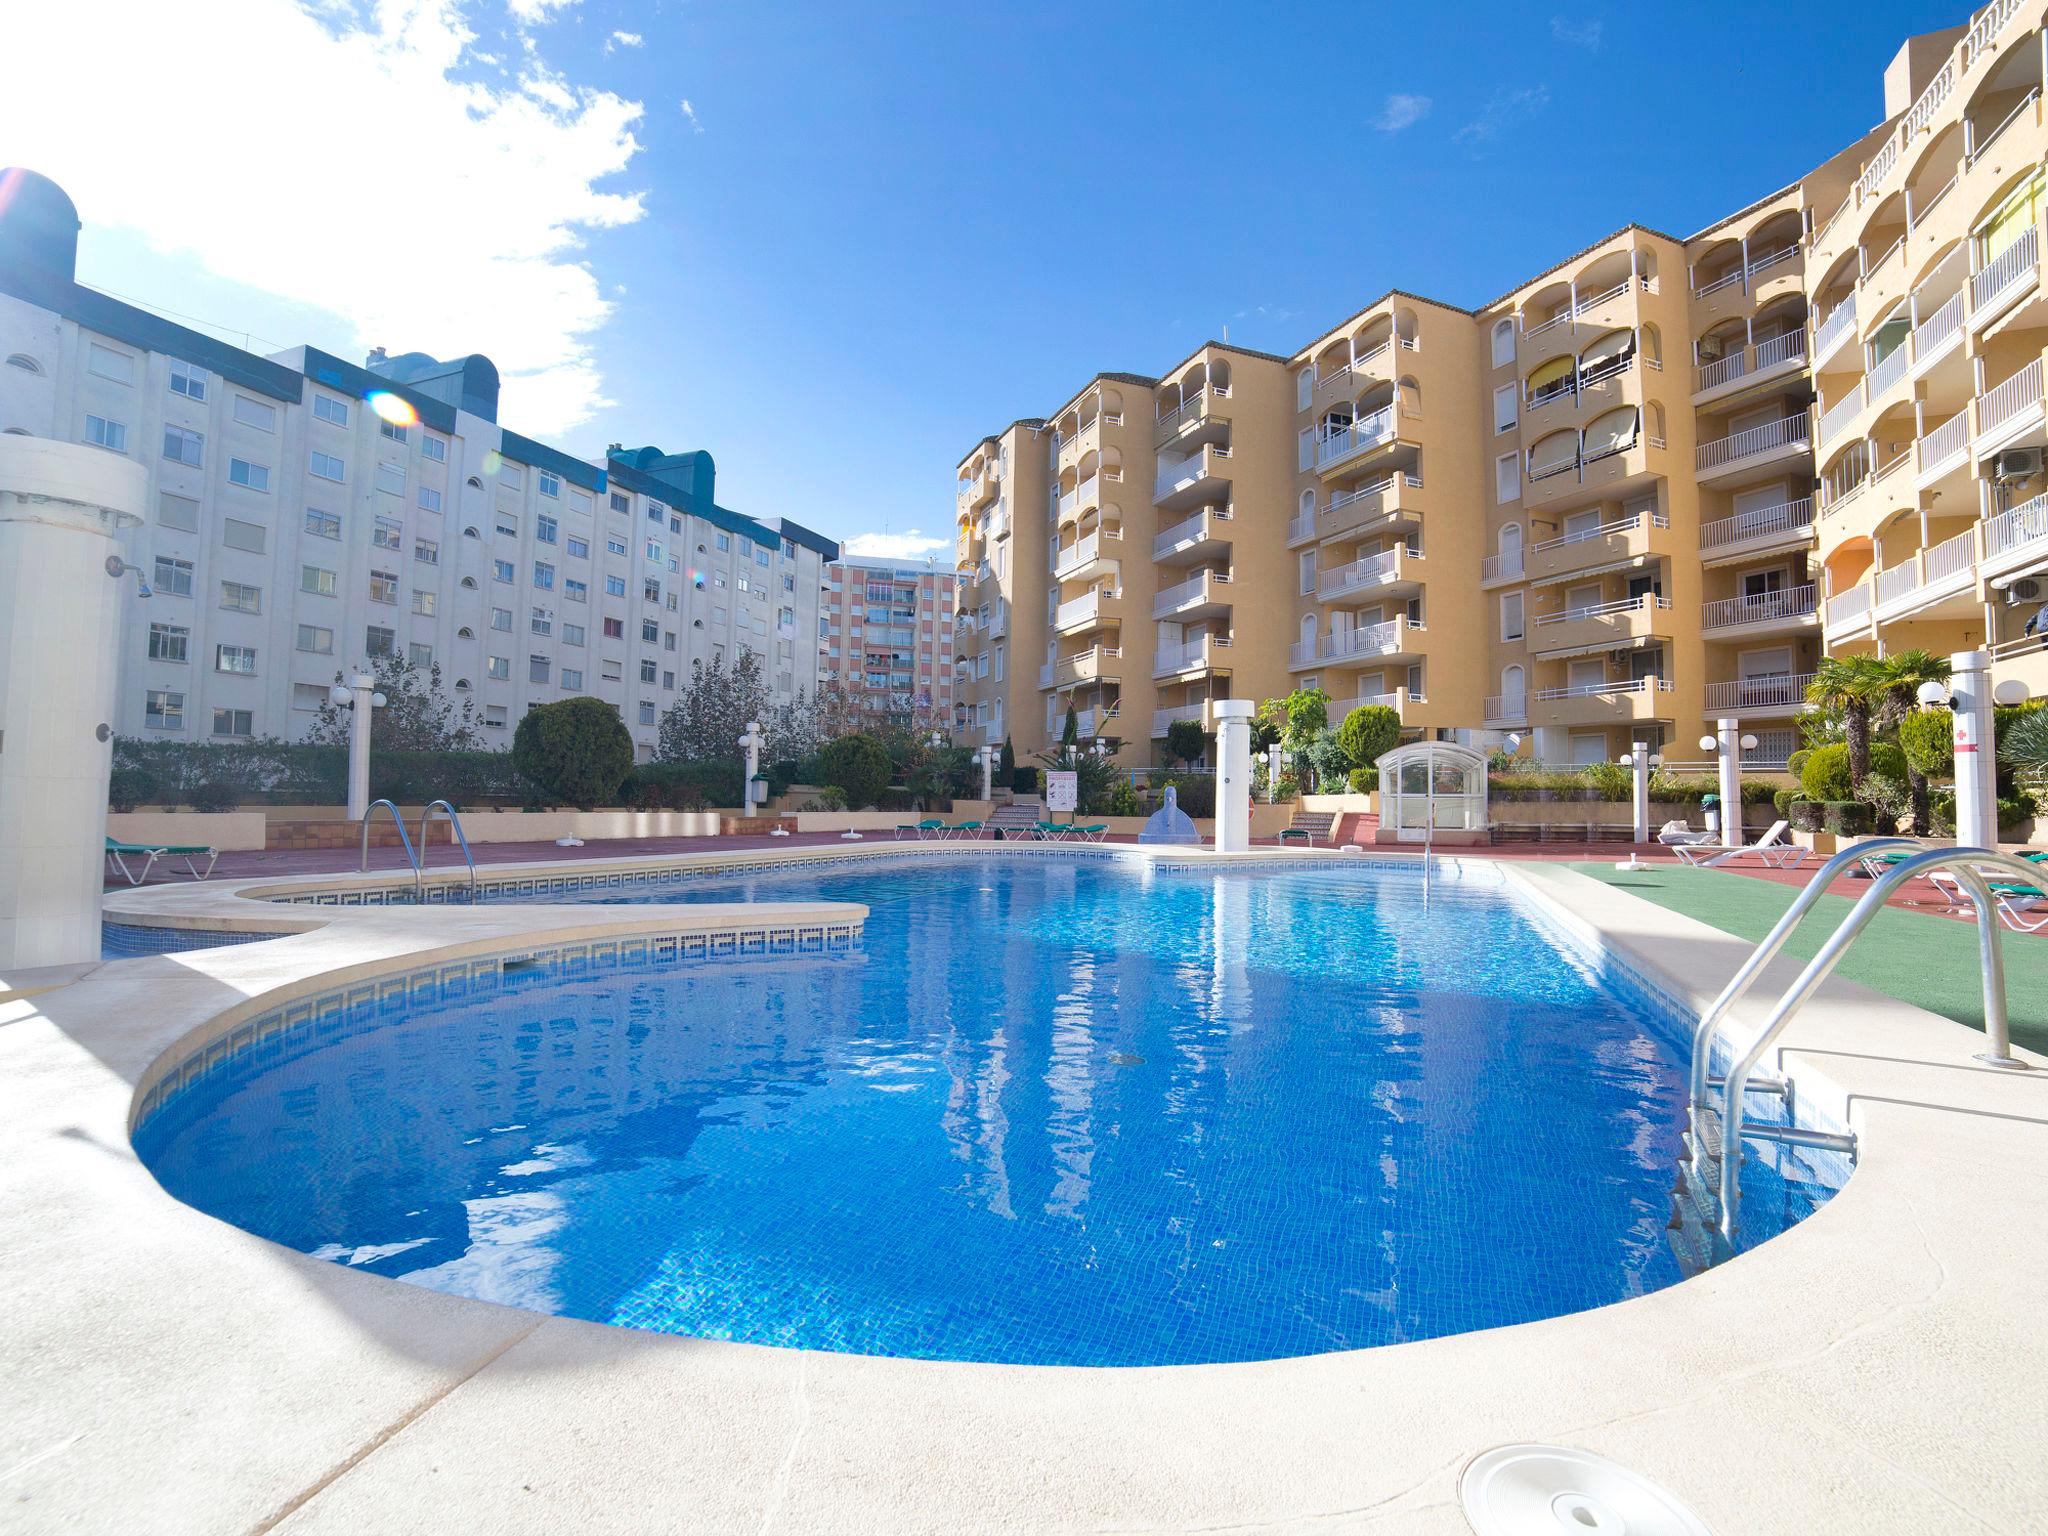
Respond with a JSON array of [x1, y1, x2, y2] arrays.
[[0, 170, 832, 761]]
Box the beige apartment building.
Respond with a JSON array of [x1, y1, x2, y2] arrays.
[[818, 558, 958, 726], [954, 1, 2048, 771]]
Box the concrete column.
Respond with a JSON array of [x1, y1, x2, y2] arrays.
[[1628, 739, 1651, 843], [344, 674, 375, 823], [978, 745, 993, 802], [1951, 649, 1998, 847], [0, 437, 147, 970], [1717, 717, 1743, 847], [738, 721, 764, 810], [1212, 699, 1254, 853]]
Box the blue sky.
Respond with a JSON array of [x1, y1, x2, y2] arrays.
[[8, 1, 1966, 558]]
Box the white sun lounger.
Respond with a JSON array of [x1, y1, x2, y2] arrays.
[[1671, 819, 1808, 869]]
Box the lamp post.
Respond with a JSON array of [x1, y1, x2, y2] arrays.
[[1213, 700, 1254, 853], [1615, 741, 1663, 868], [1922, 654, 2028, 847], [974, 743, 996, 802], [737, 720, 766, 811], [328, 675, 387, 823], [1698, 721, 1760, 847], [1265, 743, 1284, 804]]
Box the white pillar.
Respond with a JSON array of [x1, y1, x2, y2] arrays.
[[1951, 649, 1998, 847], [978, 745, 993, 802], [1630, 739, 1651, 843], [0, 437, 147, 970], [1213, 699, 1254, 853], [344, 673, 375, 822], [738, 721, 765, 810], [1717, 717, 1743, 847]]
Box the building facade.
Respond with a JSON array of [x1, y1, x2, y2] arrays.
[[954, 2, 2048, 772], [0, 171, 833, 764], [818, 557, 959, 725]]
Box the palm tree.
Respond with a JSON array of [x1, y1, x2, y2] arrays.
[[1873, 649, 1952, 831], [1805, 654, 1890, 786]]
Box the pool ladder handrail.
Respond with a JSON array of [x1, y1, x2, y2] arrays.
[[417, 799, 479, 903], [358, 797, 423, 901], [1696, 844, 2037, 1253]]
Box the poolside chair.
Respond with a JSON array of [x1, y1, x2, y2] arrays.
[[1034, 820, 1071, 842], [1671, 819, 1808, 869], [105, 835, 219, 886], [1656, 819, 1717, 847], [944, 820, 985, 840], [1925, 869, 2048, 932], [1072, 823, 1109, 843], [1275, 811, 1335, 846], [896, 818, 947, 840]]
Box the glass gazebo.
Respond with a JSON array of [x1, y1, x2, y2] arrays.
[[1376, 740, 1490, 844]]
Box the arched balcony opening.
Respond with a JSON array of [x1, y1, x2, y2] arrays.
[[1528, 427, 1579, 483], [1961, 38, 2043, 170], [1691, 237, 1744, 298], [1584, 405, 1642, 463], [1579, 328, 1637, 388], [1905, 121, 1966, 229], [1525, 352, 1576, 409], [1393, 307, 1420, 350]]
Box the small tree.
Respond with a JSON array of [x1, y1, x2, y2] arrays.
[[1060, 704, 1080, 748], [512, 697, 633, 809], [1337, 704, 1401, 775], [817, 732, 892, 808], [1164, 717, 1208, 769], [306, 653, 482, 751], [1250, 697, 1287, 754], [658, 648, 771, 764], [998, 736, 1016, 783]]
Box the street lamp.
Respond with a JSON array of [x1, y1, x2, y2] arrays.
[[1614, 740, 1661, 866], [1916, 657, 2029, 846], [330, 675, 387, 826], [737, 719, 765, 811]]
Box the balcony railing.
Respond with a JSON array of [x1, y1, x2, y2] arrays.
[[1054, 590, 1115, 630], [1532, 677, 1674, 703], [1152, 570, 1230, 615], [1154, 446, 1231, 500], [1984, 490, 2048, 561], [1980, 358, 2043, 438], [1481, 549, 1525, 582], [1317, 617, 1409, 662], [1696, 414, 1809, 473], [1482, 692, 1528, 725], [1813, 297, 1857, 362], [1152, 702, 1210, 735], [1153, 506, 1230, 559], [1532, 593, 1670, 628], [1914, 290, 1965, 363], [1704, 673, 1815, 712], [1877, 528, 1979, 612], [1971, 224, 2039, 315], [1314, 406, 1396, 470], [1968, 86, 2039, 171], [1826, 585, 1873, 628], [1865, 341, 1909, 403], [1287, 507, 1317, 544], [1701, 583, 1817, 631], [1326, 470, 1420, 517], [1528, 509, 1665, 556], [1054, 528, 1120, 579], [1152, 635, 1231, 676], [1817, 384, 1863, 446], [1048, 645, 1121, 688], [1920, 409, 1970, 473], [1153, 386, 1218, 446], [1692, 329, 1807, 394], [1967, 0, 2026, 64], [1317, 548, 1413, 601], [1699, 497, 1814, 551]]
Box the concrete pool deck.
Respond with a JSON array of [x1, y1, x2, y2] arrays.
[[6, 843, 2048, 1533]]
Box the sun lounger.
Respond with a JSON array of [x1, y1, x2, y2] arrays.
[[105, 835, 219, 886], [897, 818, 947, 840], [1671, 819, 1807, 869], [1075, 823, 1109, 842], [1034, 820, 1072, 842], [945, 820, 985, 840], [1656, 819, 1718, 847], [1926, 869, 2048, 932]]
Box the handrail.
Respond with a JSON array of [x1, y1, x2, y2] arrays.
[[359, 797, 422, 899], [418, 798, 479, 902], [1709, 845, 2038, 1249]]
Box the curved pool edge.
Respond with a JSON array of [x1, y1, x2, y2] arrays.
[[10, 851, 2048, 1533]]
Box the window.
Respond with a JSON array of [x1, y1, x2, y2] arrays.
[[1500, 591, 1525, 642], [610, 491, 630, 513], [300, 564, 338, 596], [221, 518, 266, 553], [296, 624, 333, 654], [1299, 551, 1316, 595], [373, 515, 402, 550], [640, 618, 659, 643], [211, 708, 255, 739], [562, 667, 584, 690], [408, 642, 433, 669], [537, 513, 558, 544], [215, 644, 257, 675], [368, 569, 399, 604], [1495, 452, 1520, 504], [494, 559, 515, 583], [145, 689, 184, 729], [499, 462, 524, 490], [715, 532, 730, 552], [601, 660, 623, 682], [414, 537, 439, 565], [487, 654, 510, 681], [421, 433, 447, 462], [309, 450, 345, 482], [85, 414, 127, 452], [380, 420, 408, 443], [417, 486, 443, 513], [538, 470, 561, 498], [605, 575, 626, 597], [639, 659, 657, 683], [491, 607, 513, 631], [566, 534, 589, 559], [147, 623, 189, 662], [1494, 383, 1517, 434], [533, 562, 555, 590], [606, 535, 627, 556], [229, 457, 271, 492], [312, 395, 349, 426], [374, 462, 406, 496], [158, 492, 199, 531], [87, 343, 134, 383], [304, 507, 341, 540], [603, 617, 625, 639], [412, 590, 437, 617], [160, 424, 204, 467], [154, 556, 195, 596], [563, 622, 585, 646], [638, 700, 657, 725], [495, 513, 518, 537], [169, 360, 207, 401], [365, 625, 397, 658], [292, 683, 328, 712], [529, 654, 552, 684], [564, 577, 587, 601], [1491, 318, 1516, 367], [219, 580, 262, 614], [531, 606, 552, 635], [233, 395, 276, 431], [646, 539, 664, 563]]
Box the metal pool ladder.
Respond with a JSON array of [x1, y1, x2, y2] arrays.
[[1685, 840, 2035, 1261], [418, 799, 480, 903], [359, 797, 422, 899]]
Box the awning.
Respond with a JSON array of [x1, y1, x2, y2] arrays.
[[1529, 431, 1578, 475], [1534, 632, 1664, 661], [1531, 554, 1649, 587], [1527, 355, 1575, 392], [1580, 329, 1635, 368], [1584, 406, 1640, 456]]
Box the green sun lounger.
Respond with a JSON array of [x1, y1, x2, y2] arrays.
[[105, 836, 219, 885], [946, 820, 985, 839], [897, 818, 947, 840]]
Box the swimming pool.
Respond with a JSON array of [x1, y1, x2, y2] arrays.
[[134, 852, 1844, 1366]]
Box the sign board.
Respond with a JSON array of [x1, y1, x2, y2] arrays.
[[1045, 770, 1078, 813]]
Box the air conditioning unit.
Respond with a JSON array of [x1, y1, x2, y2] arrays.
[[2004, 577, 2043, 604], [1995, 447, 2043, 480]]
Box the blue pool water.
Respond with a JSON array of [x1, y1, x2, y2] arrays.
[[135, 855, 1842, 1366]]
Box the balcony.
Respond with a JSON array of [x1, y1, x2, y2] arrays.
[[1699, 497, 1814, 565], [1152, 569, 1232, 621], [959, 460, 999, 510], [1312, 342, 1392, 409], [1695, 414, 1810, 482], [1152, 385, 1229, 450], [1288, 617, 1424, 671], [1153, 505, 1233, 564], [1982, 489, 2048, 579], [1053, 588, 1119, 635], [1916, 410, 1971, 487], [1824, 584, 1874, 636], [1532, 676, 1675, 725], [1970, 212, 2040, 335], [1871, 527, 1978, 621], [1055, 416, 1100, 471], [1692, 244, 1803, 306], [1151, 700, 1213, 737], [1154, 444, 1232, 510], [1046, 645, 1121, 689], [1152, 634, 1232, 678], [1526, 510, 1670, 586], [1691, 330, 1807, 404], [1911, 290, 1966, 380], [1317, 471, 1423, 543], [1704, 674, 1814, 717], [1519, 277, 1649, 344], [1482, 692, 1529, 728], [1817, 384, 1862, 449], [985, 603, 1007, 639], [1481, 549, 1525, 587], [1813, 296, 1856, 369], [1316, 546, 1423, 603], [1347, 686, 1423, 715], [1975, 359, 2044, 457], [1700, 583, 1818, 637], [1313, 405, 1399, 477], [1056, 472, 1102, 525], [1530, 593, 1671, 655], [1054, 527, 1122, 583]]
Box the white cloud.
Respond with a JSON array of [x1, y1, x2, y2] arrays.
[[1455, 86, 1552, 147], [506, 0, 578, 22], [0, 0, 646, 436], [1551, 15, 1604, 47], [679, 98, 704, 133], [843, 530, 951, 562], [605, 29, 643, 51], [1373, 94, 1432, 132]]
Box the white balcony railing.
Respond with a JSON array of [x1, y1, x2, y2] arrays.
[[1481, 549, 1525, 582], [1865, 342, 1909, 404], [1154, 446, 1230, 500], [1153, 506, 1229, 559], [1318, 618, 1407, 662], [1968, 86, 2040, 171], [1971, 224, 2039, 316], [1152, 635, 1230, 675], [1314, 406, 1396, 471], [1985, 490, 2048, 561], [1696, 414, 1809, 472], [1915, 291, 1965, 363], [1701, 583, 1817, 630], [1966, 0, 2026, 66], [1818, 384, 1863, 446], [1326, 470, 1420, 517], [1826, 585, 1874, 628], [1813, 297, 1857, 362], [1979, 358, 2043, 438], [1482, 692, 1528, 725], [1152, 702, 1209, 735], [1533, 593, 1670, 627], [1529, 509, 1665, 556], [1699, 497, 1814, 552], [1316, 548, 1411, 601], [1152, 570, 1229, 614], [1532, 677, 1674, 703], [1054, 528, 1120, 579], [1704, 673, 1814, 712], [1287, 508, 1317, 544], [1054, 590, 1113, 630], [1920, 409, 1971, 472]]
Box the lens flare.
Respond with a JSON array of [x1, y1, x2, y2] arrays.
[[366, 390, 418, 427], [481, 450, 504, 477], [691, 569, 706, 588]]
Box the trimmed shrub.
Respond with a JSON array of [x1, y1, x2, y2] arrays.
[[1578, 761, 1631, 801], [1163, 774, 1216, 818], [1785, 747, 1811, 781], [2000, 792, 2038, 833], [1106, 779, 1143, 817], [1347, 765, 1379, 794], [1897, 709, 1954, 779], [624, 760, 742, 810], [1799, 743, 1854, 803], [511, 696, 634, 810], [817, 732, 892, 809], [1163, 717, 1209, 768], [1337, 704, 1402, 773], [1789, 798, 1825, 832], [189, 781, 238, 813], [1011, 765, 1039, 795], [108, 766, 156, 814], [1822, 800, 1873, 836], [1772, 787, 1796, 818]]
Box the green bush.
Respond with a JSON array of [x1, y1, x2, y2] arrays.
[[1337, 704, 1401, 772], [1163, 774, 1216, 818], [1011, 765, 1039, 794], [1106, 778, 1143, 817], [2000, 792, 2038, 832], [189, 781, 238, 813], [1347, 765, 1379, 794], [110, 737, 536, 808], [1799, 743, 1854, 803], [1577, 761, 1631, 801], [1789, 797, 1825, 832], [1897, 709, 1954, 779], [511, 696, 634, 809], [1772, 787, 1796, 818], [1785, 747, 1811, 781], [622, 759, 741, 810], [1163, 718, 1208, 768], [107, 765, 156, 814], [817, 732, 892, 809], [1822, 800, 1873, 836]]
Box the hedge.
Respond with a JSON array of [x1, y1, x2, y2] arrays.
[[619, 760, 744, 811], [110, 738, 539, 809]]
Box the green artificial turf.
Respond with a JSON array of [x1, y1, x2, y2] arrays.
[[1570, 862, 2047, 1057]]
